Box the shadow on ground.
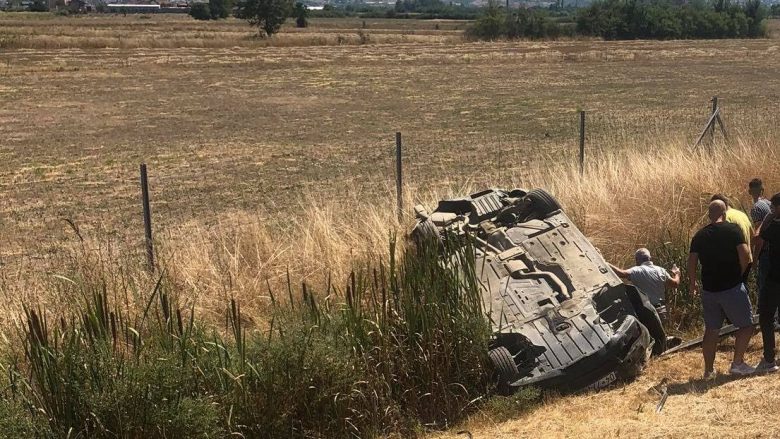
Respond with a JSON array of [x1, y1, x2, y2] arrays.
[[666, 371, 762, 396]]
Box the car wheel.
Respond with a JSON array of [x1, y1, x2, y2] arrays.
[[489, 346, 521, 396], [526, 189, 562, 218]]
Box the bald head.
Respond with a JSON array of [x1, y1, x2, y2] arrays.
[[710, 193, 730, 208], [708, 200, 727, 223]]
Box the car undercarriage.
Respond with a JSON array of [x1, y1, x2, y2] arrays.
[[412, 188, 666, 394]]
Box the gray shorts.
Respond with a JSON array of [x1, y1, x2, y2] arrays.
[[702, 283, 753, 330]]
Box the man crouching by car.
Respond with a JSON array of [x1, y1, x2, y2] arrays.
[[610, 248, 682, 351], [610, 248, 680, 323]]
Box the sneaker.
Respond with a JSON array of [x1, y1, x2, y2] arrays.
[[703, 369, 718, 380], [730, 362, 756, 376], [755, 359, 780, 373]]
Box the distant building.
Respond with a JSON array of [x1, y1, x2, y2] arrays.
[[105, 2, 160, 11]]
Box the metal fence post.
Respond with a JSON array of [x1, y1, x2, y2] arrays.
[[140, 163, 154, 271], [579, 111, 585, 177], [395, 132, 403, 221]]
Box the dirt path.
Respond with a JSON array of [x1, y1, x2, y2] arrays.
[[435, 339, 779, 438]]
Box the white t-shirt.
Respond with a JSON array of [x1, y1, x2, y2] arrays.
[[627, 262, 670, 307]]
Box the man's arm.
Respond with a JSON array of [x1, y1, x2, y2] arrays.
[[608, 263, 631, 279], [760, 210, 779, 239], [737, 243, 750, 276], [752, 217, 762, 261], [687, 253, 699, 295], [753, 236, 764, 262], [665, 266, 681, 288]]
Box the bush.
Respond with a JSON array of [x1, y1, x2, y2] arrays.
[[209, 0, 232, 19], [293, 2, 308, 27], [466, 3, 563, 41], [189, 0, 230, 20], [28, 0, 48, 11], [465, 3, 506, 40], [189, 2, 212, 20]]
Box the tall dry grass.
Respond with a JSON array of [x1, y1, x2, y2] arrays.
[[2, 133, 775, 333], [147, 135, 779, 332]]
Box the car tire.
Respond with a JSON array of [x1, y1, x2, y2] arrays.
[[489, 346, 520, 396], [526, 189, 562, 218]]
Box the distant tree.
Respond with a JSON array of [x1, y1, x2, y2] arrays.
[[209, 0, 232, 19], [464, 0, 505, 40], [294, 2, 308, 28], [190, 2, 212, 19], [28, 0, 49, 11], [395, 0, 444, 13], [236, 0, 293, 36], [743, 0, 767, 37], [576, 0, 767, 40]]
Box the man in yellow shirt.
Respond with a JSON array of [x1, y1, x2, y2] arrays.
[[712, 194, 754, 269]]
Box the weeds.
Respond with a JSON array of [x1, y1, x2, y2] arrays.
[[0, 234, 492, 438], [475, 387, 542, 424]]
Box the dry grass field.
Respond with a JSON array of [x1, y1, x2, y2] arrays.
[[435, 338, 780, 439], [0, 13, 464, 48], [2, 14, 780, 310], [2, 15, 779, 263], [3, 13, 780, 437]]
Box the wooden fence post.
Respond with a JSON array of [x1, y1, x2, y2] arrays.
[[140, 163, 154, 271], [710, 96, 718, 144], [579, 111, 585, 177], [395, 132, 403, 221], [694, 96, 727, 150]]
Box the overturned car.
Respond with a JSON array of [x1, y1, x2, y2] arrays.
[[412, 188, 666, 394]]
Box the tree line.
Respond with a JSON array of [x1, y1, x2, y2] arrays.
[[211, 0, 770, 39], [189, 0, 309, 35], [189, 0, 481, 28], [468, 0, 769, 40]]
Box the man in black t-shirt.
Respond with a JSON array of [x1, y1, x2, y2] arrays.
[[688, 200, 754, 378], [756, 193, 780, 372]]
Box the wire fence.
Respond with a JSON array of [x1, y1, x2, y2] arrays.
[[382, 97, 780, 208], [4, 95, 780, 269]]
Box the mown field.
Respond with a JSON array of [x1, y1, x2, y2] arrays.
[[2, 13, 780, 438], [2, 15, 780, 267]]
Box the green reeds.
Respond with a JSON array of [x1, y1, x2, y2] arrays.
[[0, 234, 493, 438]]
